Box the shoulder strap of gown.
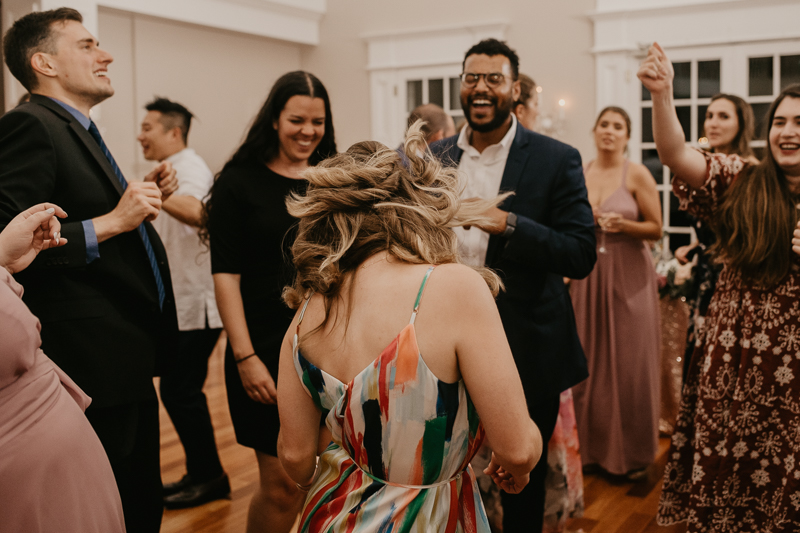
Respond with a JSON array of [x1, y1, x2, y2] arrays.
[[296, 293, 314, 337], [409, 266, 436, 325]]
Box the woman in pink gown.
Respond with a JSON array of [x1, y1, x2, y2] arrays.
[[571, 107, 663, 478], [0, 204, 125, 533]]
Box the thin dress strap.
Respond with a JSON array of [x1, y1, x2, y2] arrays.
[[296, 293, 314, 336], [409, 266, 436, 325]]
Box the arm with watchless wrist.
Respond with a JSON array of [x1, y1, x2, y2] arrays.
[[213, 272, 277, 404]]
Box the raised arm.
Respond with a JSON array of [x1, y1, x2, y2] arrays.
[[637, 43, 707, 187]]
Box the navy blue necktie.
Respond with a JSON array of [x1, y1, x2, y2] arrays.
[[88, 121, 166, 309]]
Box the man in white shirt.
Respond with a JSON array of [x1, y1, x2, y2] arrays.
[[431, 39, 596, 533], [138, 97, 229, 508]]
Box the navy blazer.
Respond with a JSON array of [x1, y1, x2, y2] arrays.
[[0, 95, 178, 408], [431, 124, 596, 405]]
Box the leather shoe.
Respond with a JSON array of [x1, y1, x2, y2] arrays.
[[163, 473, 231, 509], [163, 475, 192, 497]]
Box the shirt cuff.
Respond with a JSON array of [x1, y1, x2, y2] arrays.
[[82, 219, 100, 263]]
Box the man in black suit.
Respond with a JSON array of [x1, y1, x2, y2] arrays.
[[0, 9, 178, 532], [430, 39, 596, 533]]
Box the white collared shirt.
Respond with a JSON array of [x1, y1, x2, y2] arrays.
[[453, 114, 518, 267], [152, 148, 222, 331]]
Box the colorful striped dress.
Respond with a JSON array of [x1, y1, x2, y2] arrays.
[[292, 266, 490, 532]]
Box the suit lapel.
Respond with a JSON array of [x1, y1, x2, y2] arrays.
[[486, 124, 531, 265], [32, 96, 125, 197]]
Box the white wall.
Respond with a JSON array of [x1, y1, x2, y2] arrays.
[[96, 8, 303, 180], [303, 0, 598, 159]]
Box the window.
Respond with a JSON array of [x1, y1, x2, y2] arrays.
[[747, 52, 800, 158], [404, 75, 463, 123]]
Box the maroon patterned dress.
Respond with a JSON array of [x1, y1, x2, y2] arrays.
[[657, 152, 800, 531]]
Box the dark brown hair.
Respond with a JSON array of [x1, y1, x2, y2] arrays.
[[706, 93, 755, 159], [711, 84, 800, 287], [3, 8, 82, 91]]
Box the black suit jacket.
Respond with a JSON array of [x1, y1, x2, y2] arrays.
[[0, 95, 177, 408], [431, 124, 596, 406]]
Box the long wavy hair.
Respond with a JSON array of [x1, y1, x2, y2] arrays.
[[706, 93, 755, 159], [282, 123, 505, 330], [710, 84, 800, 287], [201, 71, 336, 243]]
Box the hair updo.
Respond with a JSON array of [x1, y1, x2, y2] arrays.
[[282, 122, 504, 327]]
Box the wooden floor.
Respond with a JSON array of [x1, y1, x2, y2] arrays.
[[157, 336, 686, 533]]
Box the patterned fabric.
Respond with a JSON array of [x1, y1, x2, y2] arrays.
[[87, 121, 166, 308], [658, 152, 800, 531], [292, 267, 490, 532]]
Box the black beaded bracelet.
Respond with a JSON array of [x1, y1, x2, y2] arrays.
[[235, 353, 257, 364]]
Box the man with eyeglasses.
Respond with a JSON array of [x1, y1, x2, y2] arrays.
[[430, 38, 596, 533]]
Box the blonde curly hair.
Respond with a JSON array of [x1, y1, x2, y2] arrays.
[[282, 122, 505, 328]]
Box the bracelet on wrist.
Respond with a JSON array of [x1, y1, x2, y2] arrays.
[[235, 353, 257, 364]]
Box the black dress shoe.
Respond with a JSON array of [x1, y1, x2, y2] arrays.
[[163, 475, 192, 497], [163, 473, 231, 509]]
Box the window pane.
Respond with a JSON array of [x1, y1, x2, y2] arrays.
[[780, 55, 800, 90], [698, 60, 721, 98], [697, 104, 708, 142], [449, 77, 461, 111], [673, 62, 691, 99], [642, 149, 663, 184], [642, 84, 652, 101], [676, 106, 691, 142], [752, 102, 771, 140], [749, 57, 773, 96], [407, 80, 422, 113], [428, 79, 444, 108], [641, 108, 653, 143]]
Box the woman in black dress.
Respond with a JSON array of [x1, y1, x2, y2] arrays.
[[205, 71, 336, 532]]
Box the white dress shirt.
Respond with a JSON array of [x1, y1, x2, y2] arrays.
[[152, 148, 222, 331], [454, 114, 518, 267]]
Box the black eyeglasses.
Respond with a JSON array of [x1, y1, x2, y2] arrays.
[[461, 72, 506, 88]]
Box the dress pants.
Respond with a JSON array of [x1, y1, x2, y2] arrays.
[[501, 393, 561, 533], [85, 394, 163, 533], [159, 327, 224, 482]]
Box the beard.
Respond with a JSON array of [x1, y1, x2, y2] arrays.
[[462, 94, 514, 133]]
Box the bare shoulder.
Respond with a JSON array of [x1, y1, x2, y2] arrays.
[[426, 263, 497, 311], [628, 161, 658, 189]]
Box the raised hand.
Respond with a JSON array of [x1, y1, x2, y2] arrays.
[[144, 161, 178, 201], [0, 203, 68, 274], [637, 42, 674, 97], [793, 220, 800, 257]]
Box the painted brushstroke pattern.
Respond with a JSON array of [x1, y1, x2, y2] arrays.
[[292, 321, 489, 532]]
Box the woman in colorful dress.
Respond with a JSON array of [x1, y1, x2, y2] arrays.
[[674, 94, 757, 380], [570, 106, 663, 480], [205, 71, 337, 533], [640, 42, 800, 531], [275, 127, 542, 532]]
